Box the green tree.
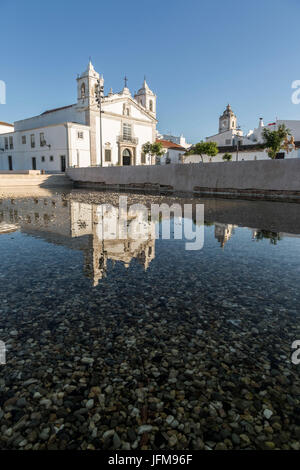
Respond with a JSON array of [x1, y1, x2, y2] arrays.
[[261, 124, 291, 159], [254, 230, 281, 245], [192, 141, 219, 162], [142, 141, 165, 164], [223, 152, 232, 161]]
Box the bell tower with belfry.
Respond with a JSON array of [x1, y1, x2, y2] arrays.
[[76, 60, 104, 166], [134, 77, 157, 118], [219, 104, 237, 133]]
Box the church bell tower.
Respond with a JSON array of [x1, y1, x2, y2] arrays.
[[219, 104, 237, 133], [134, 78, 156, 118], [76, 60, 104, 109]]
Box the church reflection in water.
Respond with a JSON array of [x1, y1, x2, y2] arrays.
[[0, 192, 155, 287]]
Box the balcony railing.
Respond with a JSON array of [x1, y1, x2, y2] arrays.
[[117, 135, 138, 145]]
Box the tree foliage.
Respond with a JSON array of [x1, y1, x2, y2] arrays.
[[261, 124, 291, 159], [142, 141, 165, 158], [191, 141, 219, 162], [223, 152, 232, 161]]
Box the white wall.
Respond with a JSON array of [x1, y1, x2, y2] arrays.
[[184, 147, 300, 164], [160, 148, 184, 164]]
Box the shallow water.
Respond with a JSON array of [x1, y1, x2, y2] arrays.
[[0, 188, 299, 450]]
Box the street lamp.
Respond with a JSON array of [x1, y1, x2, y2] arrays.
[[234, 125, 242, 162], [95, 79, 104, 167]]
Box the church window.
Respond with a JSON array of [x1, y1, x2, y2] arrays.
[[81, 83, 86, 99], [105, 149, 111, 162], [4, 137, 8, 149], [232, 121, 235, 128], [31, 134, 35, 148], [41, 156, 45, 162], [123, 123, 132, 140], [9, 136, 13, 149], [149, 100, 153, 112], [50, 156, 54, 161], [77, 131, 84, 139], [22, 136, 26, 144]]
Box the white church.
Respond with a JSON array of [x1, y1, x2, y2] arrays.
[[0, 62, 158, 172]]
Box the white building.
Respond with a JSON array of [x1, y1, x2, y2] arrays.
[[156, 139, 187, 164], [185, 105, 300, 163], [0, 62, 157, 172]]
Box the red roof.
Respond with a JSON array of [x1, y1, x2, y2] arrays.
[[156, 139, 186, 151], [0, 121, 14, 127]]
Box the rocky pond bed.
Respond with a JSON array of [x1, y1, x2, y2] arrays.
[[0, 284, 299, 450]]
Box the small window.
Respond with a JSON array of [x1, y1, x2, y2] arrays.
[[141, 153, 146, 164], [22, 136, 26, 144], [149, 100, 153, 112], [40, 132, 45, 147], [77, 131, 84, 139], [105, 149, 111, 162], [225, 139, 232, 145], [9, 136, 13, 149], [4, 137, 8, 149], [81, 83, 86, 99], [31, 134, 35, 148], [50, 156, 54, 162], [41, 156, 45, 162]]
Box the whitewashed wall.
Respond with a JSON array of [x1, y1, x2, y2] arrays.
[[184, 148, 300, 164]]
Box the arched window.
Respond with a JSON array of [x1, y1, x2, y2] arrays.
[[232, 120, 235, 128], [81, 83, 86, 99], [149, 100, 153, 112]]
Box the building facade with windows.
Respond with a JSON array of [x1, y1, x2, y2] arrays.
[[0, 62, 157, 172], [184, 105, 300, 163]]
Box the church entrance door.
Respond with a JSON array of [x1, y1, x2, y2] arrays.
[[122, 149, 131, 166]]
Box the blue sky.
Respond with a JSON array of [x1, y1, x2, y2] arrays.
[[1, 0, 300, 142]]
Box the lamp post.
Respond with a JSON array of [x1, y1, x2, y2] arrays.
[[96, 79, 104, 167], [235, 125, 242, 162]]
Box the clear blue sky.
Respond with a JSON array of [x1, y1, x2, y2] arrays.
[[1, 0, 300, 142]]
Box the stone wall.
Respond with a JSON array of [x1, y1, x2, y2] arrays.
[[67, 159, 300, 200]]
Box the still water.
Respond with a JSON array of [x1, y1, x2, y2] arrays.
[[0, 188, 299, 450]]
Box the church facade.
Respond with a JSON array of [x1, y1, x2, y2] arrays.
[[0, 62, 157, 172]]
